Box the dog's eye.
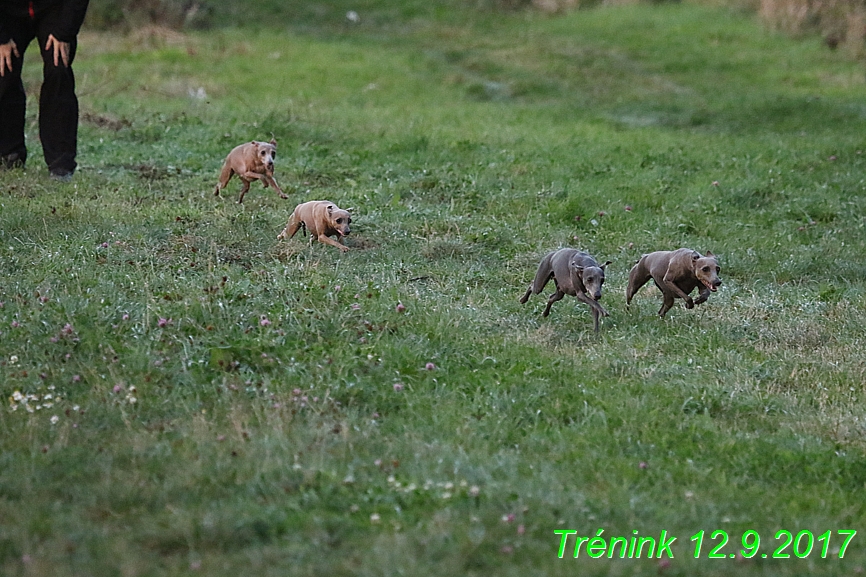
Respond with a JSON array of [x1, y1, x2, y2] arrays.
[[702, 266, 710, 272], [336, 218, 343, 224], [716, 267, 720, 273]]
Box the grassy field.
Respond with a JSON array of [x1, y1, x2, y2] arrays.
[[2, 1, 866, 575]]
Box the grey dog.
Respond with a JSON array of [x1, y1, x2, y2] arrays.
[[626, 248, 722, 318], [520, 248, 612, 333]]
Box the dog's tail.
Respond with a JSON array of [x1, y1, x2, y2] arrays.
[[625, 257, 651, 307], [530, 251, 556, 295], [214, 163, 233, 196], [277, 209, 301, 240]]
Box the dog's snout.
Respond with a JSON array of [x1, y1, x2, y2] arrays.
[[713, 279, 722, 287], [594, 292, 602, 300]]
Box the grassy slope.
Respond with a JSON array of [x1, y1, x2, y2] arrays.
[[2, 2, 866, 575]]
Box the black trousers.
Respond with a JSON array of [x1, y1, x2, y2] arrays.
[[0, 7, 79, 174]]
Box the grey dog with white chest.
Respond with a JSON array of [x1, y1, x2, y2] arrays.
[[520, 248, 612, 333]]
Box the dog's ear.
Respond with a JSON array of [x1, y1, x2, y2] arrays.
[[691, 251, 701, 261], [601, 260, 612, 270], [705, 250, 715, 257], [572, 265, 585, 274], [270, 138, 277, 147], [327, 205, 334, 215]]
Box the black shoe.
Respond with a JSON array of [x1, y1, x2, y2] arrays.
[[50, 170, 73, 182], [0, 153, 25, 170]]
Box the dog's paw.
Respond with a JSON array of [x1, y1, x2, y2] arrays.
[[684, 298, 695, 309]]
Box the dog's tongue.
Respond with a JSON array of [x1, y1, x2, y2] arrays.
[[704, 280, 717, 292]]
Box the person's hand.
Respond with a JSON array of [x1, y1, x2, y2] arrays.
[[0, 39, 20, 76], [45, 34, 70, 67]]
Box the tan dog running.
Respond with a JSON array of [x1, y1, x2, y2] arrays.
[[277, 200, 352, 252], [520, 248, 612, 333], [214, 139, 287, 203], [626, 248, 722, 318]]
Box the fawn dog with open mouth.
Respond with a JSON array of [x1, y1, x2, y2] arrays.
[[277, 200, 352, 252]]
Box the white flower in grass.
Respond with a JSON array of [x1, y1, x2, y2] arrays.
[[50, 415, 59, 425]]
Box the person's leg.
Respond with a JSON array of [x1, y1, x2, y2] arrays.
[[0, 17, 36, 169], [36, 9, 78, 176]]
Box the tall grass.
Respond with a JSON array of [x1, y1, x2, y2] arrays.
[[758, 0, 866, 52], [83, 0, 866, 56]]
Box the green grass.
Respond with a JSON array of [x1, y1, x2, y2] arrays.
[[3, 1, 866, 575]]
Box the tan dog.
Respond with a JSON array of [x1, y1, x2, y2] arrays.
[[277, 201, 352, 252], [520, 248, 612, 333], [214, 139, 287, 203], [626, 248, 722, 318]]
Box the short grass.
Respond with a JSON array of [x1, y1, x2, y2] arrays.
[[2, 1, 866, 575]]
